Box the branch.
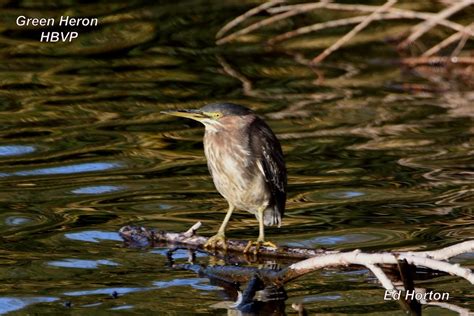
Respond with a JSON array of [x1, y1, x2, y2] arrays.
[[267, 2, 473, 36], [182, 221, 202, 238], [269, 14, 378, 44], [366, 263, 396, 291], [312, 0, 398, 63], [119, 223, 335, 260], [280, 250, 474, 285], [216, 1, 330, 45], [216, 0, 286, 39], [423, 23, 474, 56], [409, 240, 474, 260], [400, 56, 474, 66], [399, 0, 474, 49]]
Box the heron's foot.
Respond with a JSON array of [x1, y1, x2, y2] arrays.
[[243, 239, 277, 255], [204, 232, 227, 251]]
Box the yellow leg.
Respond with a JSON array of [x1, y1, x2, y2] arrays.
[[243, 206, 277, 254], [257, 206, 265, 242], [204, 204, 234, 250]]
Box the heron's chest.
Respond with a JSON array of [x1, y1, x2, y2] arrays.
[[204, 133, 251, 180], [203, 131, 264, 202], [204, 133, 255, 183]]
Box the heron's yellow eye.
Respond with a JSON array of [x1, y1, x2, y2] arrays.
[[209, 112, 222, 120]]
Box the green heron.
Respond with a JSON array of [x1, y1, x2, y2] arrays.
[[162, 103, 286, 253]]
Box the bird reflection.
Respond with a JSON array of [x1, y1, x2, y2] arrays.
[[167, 247, 288, 315]]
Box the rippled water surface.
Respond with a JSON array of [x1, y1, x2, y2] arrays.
[[0, 1, 473, 314]]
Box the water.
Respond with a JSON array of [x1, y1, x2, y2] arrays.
[[0, 1, 473, 314]]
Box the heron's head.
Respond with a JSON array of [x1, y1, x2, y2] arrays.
[[161, 103, 253, 129]]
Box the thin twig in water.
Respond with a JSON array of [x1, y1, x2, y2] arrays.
[[423, 23, 474, 56], [399, 0, 474, 49], [312, 0, 398, 63], [216, 0, 286, 39]]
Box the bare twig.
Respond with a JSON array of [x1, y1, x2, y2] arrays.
[[216, 0, 286, 39], [269, 13, 441, 44], [400, 56, 474, 66], [366, 263, 396, 291], [423, 23, 474, 56], [399, 0, 474, 48], [312, 0, 398, 63], [282, 250, 474, 285], [268, 2, 473, 35], [216, 1, 329, 45], [269, 14, 372, 44], [410, 240, 474, 260], [182, 221, 202, 238], [451, 26, 471, 56], [267, 2, 331, 14]]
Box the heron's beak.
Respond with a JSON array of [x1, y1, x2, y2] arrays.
[[161, 109, 207, 121]]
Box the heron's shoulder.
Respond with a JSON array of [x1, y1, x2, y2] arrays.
[[248, 115, 278, 140]]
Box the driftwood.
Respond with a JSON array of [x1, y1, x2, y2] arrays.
[[119, 222, 334, 260], [119, 223, 474, 315]]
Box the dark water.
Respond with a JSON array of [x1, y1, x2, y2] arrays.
[[0, 1, 473, 314]]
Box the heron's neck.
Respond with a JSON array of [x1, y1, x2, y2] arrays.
[[203, 115, 254, 134], [202, 119, 223, 133], [204, 121, 223, 134]]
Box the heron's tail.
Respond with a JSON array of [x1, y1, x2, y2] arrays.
[[263, 206, 282, 227]]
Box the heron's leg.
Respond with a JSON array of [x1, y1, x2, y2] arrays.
[[218, 204, 234, 234], [257, 206, 265, 242], [204, 204, 234, 250], [244, 206, 277, 254]]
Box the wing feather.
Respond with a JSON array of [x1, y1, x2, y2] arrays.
[[249, 117, 287, 221]]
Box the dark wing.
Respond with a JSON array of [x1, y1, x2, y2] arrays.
[[249, 117, 287, 220]]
